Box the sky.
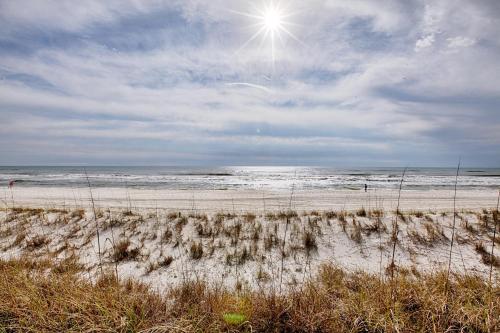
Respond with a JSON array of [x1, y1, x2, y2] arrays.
[[0, 0, 499, 167]]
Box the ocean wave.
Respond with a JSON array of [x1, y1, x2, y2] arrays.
[[1, 166, 500, 191], [179, 173, 233, 176]]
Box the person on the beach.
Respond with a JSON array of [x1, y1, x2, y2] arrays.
[[364, 184, 367, 192]]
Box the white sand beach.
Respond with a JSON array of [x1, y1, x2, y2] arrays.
[[3, 186, 499, 212]]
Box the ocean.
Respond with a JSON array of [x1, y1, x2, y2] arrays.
[[1, 166, 499, 191]]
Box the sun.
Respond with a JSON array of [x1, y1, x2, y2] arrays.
[[231, 1, 301, 67], [263, 6, 283, 31]]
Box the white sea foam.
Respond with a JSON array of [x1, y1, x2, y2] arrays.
[[0, 166, 499, 190]]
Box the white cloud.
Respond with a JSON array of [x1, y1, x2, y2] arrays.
[[0, 0, 168, 33], [447, 36, 476, 48], [0, 0, 499, 165], [415, 34, 435, 51]]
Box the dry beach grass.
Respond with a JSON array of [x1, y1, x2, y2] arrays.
[[0, 255, 498, 332], [0, 204, 499, 332]]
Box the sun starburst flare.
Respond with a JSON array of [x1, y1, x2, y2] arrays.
[[231, 1, 302, 68]]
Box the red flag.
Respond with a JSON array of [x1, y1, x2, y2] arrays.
[[8, 180, 15, 189]]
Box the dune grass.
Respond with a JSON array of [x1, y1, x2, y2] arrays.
[[0, 257, 498, 332], [1, 206, 499, 332]]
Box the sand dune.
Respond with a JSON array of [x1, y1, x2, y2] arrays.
[[1, 205, 498, 292]]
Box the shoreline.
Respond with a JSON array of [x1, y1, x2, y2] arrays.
[[2, 186, 499, 212]]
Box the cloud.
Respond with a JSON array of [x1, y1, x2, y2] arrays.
[[0, 0, 499, 166], [415, 34, 435, 51], [447, 36, 476, 48]]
